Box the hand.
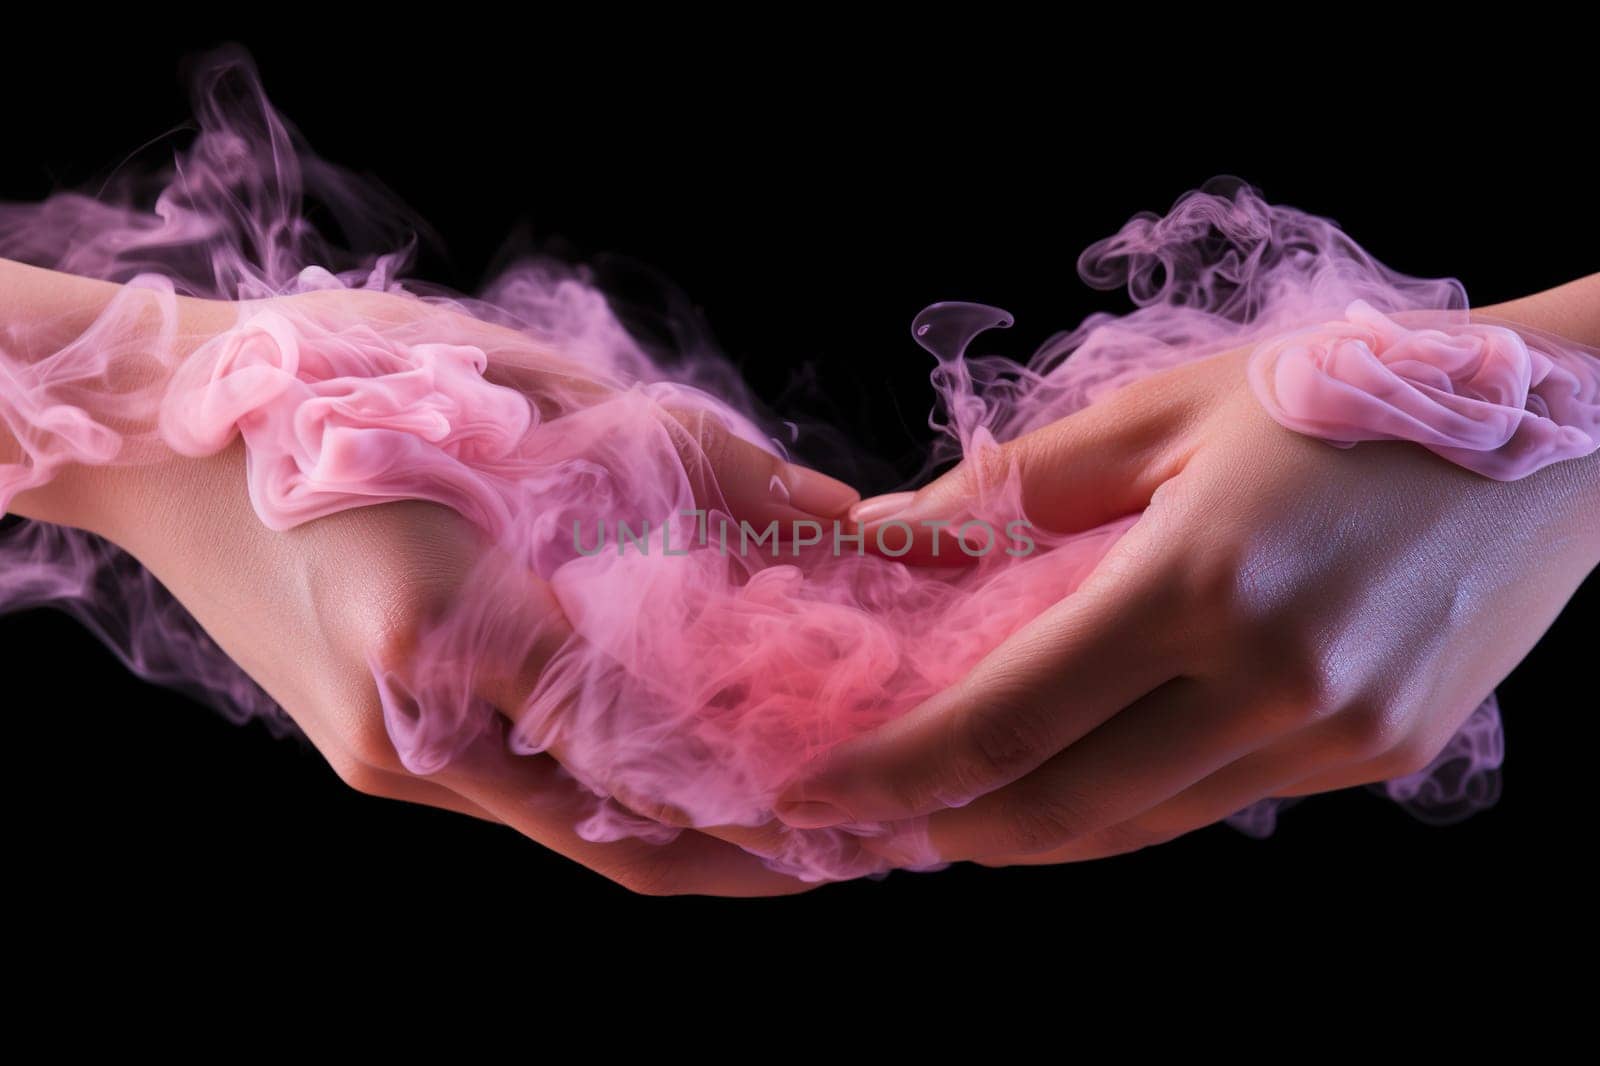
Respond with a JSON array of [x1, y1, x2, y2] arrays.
[[10, 279, 859, 895], [776, 294, 1600, 866]]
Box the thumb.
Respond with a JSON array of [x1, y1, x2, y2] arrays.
[[850, 374, 1197, 563]]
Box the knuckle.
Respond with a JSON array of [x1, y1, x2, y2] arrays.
[[1174, 538, 1344, 724], [1180, 536, 1306, 660], [1264, 648, 1341, 725], [884, 771, 952, 822], [665, 407, 748, 504], [365, 591, 428, 672], [675, 407, 733, 468], [1379, 734, 1444, 780], [1213, 610, 1342, 723], [997, 788, 1094, 854], [1336, 699, 1405, 760], [966, 439, 1028, 495], [696, 419, 735, 472], [341, 711, 405, 774], [327, 753, 391, 798], [1176, 535, 1254, 626], [954, 695, 1049, 793]]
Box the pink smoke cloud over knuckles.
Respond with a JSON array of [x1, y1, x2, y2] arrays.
[[4, 50, 1597, 880]]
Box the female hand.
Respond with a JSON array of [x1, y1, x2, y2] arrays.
[[8, 273, 858, 895], [776, 280, 1600, 866]]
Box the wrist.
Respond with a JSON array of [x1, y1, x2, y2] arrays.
[[2, 264, 234, 540], [1475, 273, 1600, 349], [1479, 275, 1600, 549]]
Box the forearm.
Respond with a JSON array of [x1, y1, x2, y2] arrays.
[[1, 258, 118, 453], [1, 260, 117, 518], [4, 259, 1599, 535], [1478, 272, 1600, 511], [1477, 272, 1600, 348], [1469, 275, 1600, 576], [0, 258, 227, 534]]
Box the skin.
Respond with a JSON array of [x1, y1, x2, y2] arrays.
[[775, 275, 1600, 869], [2, 259, 857, 897], [6, 261, 1598, 889]]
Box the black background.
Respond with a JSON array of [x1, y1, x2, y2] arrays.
[[4, 26, 1595, 962]]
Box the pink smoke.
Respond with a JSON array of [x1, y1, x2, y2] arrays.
[[2, 49, 1551, 880]]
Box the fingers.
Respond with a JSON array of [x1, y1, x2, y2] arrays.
[[362, 624, 823, 895], [966, 699, 1459, 868], [434, 739, 816, 897], [413, 567, 825, 894], [1268, 732, 1449, 798], [450, 313, 862, 533], [921, 676, 1277, 861], [848, 371, 1204, 562], [774, 519, 1182, 827], [972, 723, 1349, 866]]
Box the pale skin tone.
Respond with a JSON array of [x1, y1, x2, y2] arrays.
[[4, 260, 1598, 890], [776, 274, 1600, 868], [1, 259, 857, 897]]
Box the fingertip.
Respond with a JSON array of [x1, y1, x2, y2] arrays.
[[777, 463, 859, 517], [772, 799, 854, 830], [848, 491, 915, 524]]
